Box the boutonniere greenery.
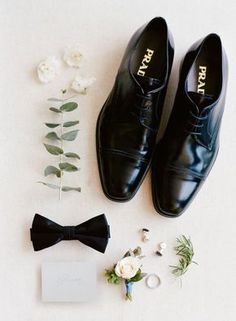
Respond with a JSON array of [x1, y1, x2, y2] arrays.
[[105, 247, 146, 301], [170, 235, 197, 283]]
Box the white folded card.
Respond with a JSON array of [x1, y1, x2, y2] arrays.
[[41, 261, 97, 302]]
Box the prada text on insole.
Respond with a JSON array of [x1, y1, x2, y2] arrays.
[[137, 48, 154, 76], [197, 65, 207, 94]]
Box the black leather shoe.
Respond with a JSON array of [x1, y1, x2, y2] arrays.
[[96, 17, 174, 202], [152, 33, 228, 217]]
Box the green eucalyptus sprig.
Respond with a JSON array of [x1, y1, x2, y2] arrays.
[[39, 91, 81, 199], [170, 235, 197, 278]]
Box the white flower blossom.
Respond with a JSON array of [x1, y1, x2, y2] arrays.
[[115, 257, 141, 279], [37, 56, 61, 83], [71, 75, 96, 94], [63, 45, 83, 68]]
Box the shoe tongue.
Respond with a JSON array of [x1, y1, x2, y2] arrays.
[[135, 75, 162, 92], [188, 91, 215, 109]]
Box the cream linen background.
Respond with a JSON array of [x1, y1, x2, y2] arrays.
[[0, 1, 235, 320]]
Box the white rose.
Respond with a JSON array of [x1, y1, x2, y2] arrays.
[[63, 45, 83, 67], [37, 56, 61, 83], [71, 75, 96, 94], [115, 257, 141, 279]]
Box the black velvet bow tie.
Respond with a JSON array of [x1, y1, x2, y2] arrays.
[[30, 214, 110, 253]]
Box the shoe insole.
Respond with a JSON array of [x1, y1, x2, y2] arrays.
[[187, 34, 222, 108], [130, 18, 168, 88]]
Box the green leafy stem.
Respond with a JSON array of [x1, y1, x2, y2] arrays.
[[39, 96, 81, 199], [170, 235, 198, 278]]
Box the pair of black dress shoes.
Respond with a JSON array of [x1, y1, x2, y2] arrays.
[[96, 17, 228, 217]]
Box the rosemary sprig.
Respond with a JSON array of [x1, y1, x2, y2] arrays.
[[170, 235, 197, 277]]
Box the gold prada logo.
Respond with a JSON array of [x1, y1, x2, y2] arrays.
[[197, 66, 207, 94], [137, 48, 154, 76]]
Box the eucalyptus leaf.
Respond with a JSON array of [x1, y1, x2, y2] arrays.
[[59, 162, 78, 172], [44, 165, 61, 177], [38, 181, 60, 189], [45, 131, 60, 140], [60, 102, 78, 112], [49, 107, 62, 113], [48, 98, 63, 102], [44, 143, 63, 155], [62, 186, 81, 192], [61, 130, 78, 141], [64, 152, 80, 159], [45, 123, 60, 128], [63, 120, 79, 127]]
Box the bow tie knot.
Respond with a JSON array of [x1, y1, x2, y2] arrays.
[[63, 226, 76, 240]]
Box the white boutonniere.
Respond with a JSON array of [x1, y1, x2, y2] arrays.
[[105, 247, 146, 301]]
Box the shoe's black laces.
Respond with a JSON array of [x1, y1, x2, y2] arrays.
[[187, 110, 208, 135], [132, 93, 156, 131]]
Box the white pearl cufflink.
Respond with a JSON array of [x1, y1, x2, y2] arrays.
[[155, 242, 167, 256]]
